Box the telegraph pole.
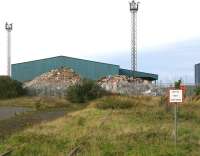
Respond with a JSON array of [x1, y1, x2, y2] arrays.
[[5, 22, 13, 77], [129, 0, 139, 71]]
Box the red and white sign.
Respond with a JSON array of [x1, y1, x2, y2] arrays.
[[170, 90, 183, 103]]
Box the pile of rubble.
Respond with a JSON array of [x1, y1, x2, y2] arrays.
[[24, 68, 81, 96], [24, 68, 161, 97], [98, 75, 161, 96]]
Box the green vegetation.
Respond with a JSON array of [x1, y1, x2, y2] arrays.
[[66, 79, 106, 103], [0, 95, 199, 155], [174, 79, 182, 89], [0, 97, 85, 140], [194, 87, 200, 96], [0, 96, 82, 110], [95, 96, 136, 109], [0, 76, 26, 99]]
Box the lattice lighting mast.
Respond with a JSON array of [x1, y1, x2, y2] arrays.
[[129, 0, 139, 71], [5, 22, 13, 76]]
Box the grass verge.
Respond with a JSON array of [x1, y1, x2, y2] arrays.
[[0, 95, 200, 156], [0, 96, 76, 110]]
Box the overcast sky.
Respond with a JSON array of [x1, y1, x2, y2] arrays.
[[0, 0, 200, 83]]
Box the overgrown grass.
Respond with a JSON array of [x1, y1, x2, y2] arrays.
[[0, 96, 200, 156], [94, 96, 137, 109], [0, 97, 86, 141], [0, 96, 76, 110]]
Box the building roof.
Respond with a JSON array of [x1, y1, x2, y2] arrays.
[[12, 55, 119, 67], [119, 68, 158, 80]]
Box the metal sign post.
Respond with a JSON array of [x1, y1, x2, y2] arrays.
[[169, 89, 182, 155], [174, 102, 177, 151]]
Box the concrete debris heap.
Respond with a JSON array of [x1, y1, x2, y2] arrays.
[[24, 68, 160, 97], [24, 68, 81, 96], [98, 75, 161, 96]]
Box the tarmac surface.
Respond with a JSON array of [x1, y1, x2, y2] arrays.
[[0, 107, 66, 139], [0, 106, 32, 120]]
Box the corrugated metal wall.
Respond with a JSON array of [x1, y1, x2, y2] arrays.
[[12, 56, 120, 82], [195, 63, 200, 85]]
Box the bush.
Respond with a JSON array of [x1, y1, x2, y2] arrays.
[[95, 96, 135, 110], [175, 79, 182, 89], [194, 87, 200, 96], [0, 76, 26, 99], [66, 79, 106, 103]]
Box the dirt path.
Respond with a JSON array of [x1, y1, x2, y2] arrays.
[[0, 109, 66, 139]]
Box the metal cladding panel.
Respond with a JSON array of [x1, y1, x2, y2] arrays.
[[12, 56, 119, 82], [195, 63, 200, 85], [12, 57, 65, 82], [119, 68, 158, 81], [59, 56, 119, 80]]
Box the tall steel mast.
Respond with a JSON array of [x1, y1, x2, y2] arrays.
[[129, 0, 139, 71]]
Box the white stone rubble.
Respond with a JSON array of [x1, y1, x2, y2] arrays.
[[23, 67, 81, 96], [98, 75, 161, 96]]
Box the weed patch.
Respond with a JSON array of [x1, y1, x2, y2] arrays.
[[95, 96, 137, 110], [66, 79, 107, 103]]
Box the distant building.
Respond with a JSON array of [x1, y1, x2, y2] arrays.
[[195, 63, 200, 85], [12, 56, 158, 82]]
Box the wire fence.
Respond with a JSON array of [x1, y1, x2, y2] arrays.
[[156, 83, 196, 96]]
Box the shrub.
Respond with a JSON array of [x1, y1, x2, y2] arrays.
[[66, 79, 106, 103], [95, 96, 135, 109], [194, 87, 200, 96], [174, 79, 182, 89], [0, 76, 26, 99]]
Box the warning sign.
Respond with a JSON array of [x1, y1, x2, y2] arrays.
[[170, 90, 183, 103]]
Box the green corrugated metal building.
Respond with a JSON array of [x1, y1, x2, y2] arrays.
[[12, 56, 158, 82]]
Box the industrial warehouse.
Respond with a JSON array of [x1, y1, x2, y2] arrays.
[[12, 55, 158, 82], [11, 55, 159, 97]]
